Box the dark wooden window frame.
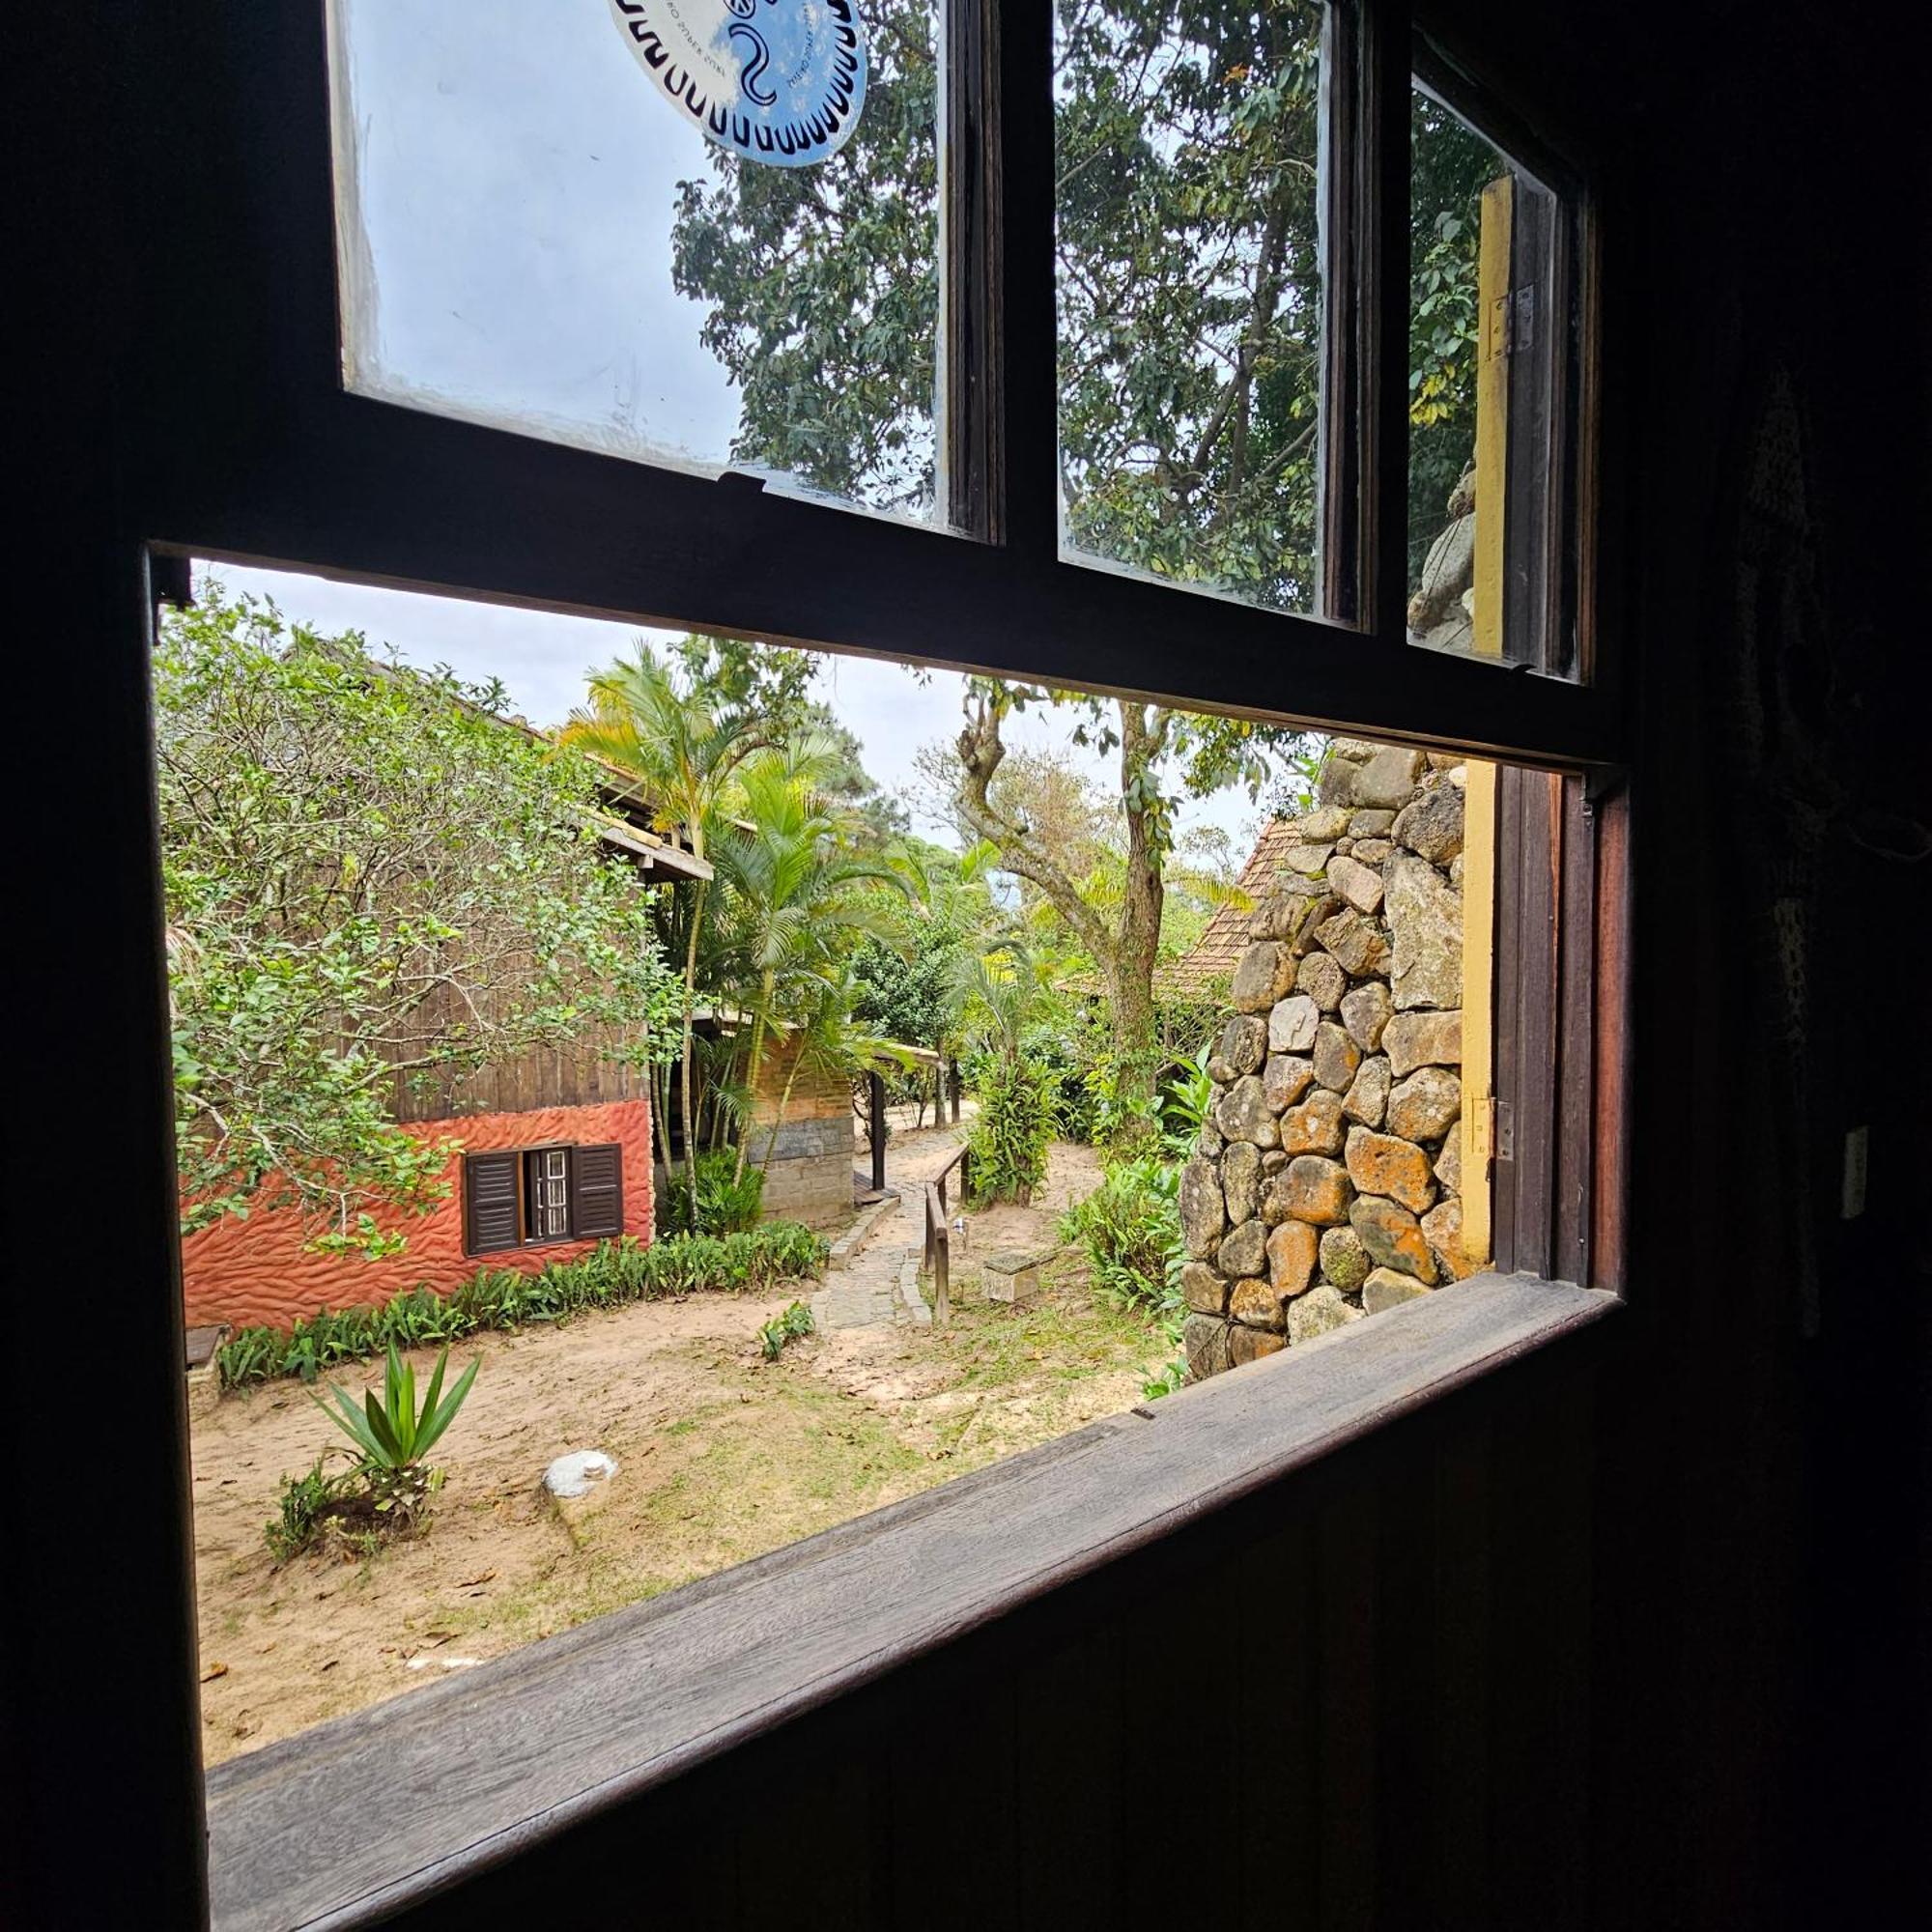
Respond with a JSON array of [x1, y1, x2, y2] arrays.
[[463, 1143, 625, 1256], [69, 0, 1633, 1922]]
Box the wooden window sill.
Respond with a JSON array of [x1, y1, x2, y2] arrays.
[[205, 1270, 1617, 1931]]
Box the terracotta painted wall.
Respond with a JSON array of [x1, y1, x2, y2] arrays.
[[180, 1098, 654, 1333]]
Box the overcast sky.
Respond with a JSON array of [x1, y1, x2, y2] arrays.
[[266, 8, 1264, 852], [201, 562, 1266, 852]]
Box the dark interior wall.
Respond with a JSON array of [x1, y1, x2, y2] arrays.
[[11, 3, 1928, 1925]]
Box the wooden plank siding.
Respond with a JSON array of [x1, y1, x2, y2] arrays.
[[387, 989, 653, 1124]]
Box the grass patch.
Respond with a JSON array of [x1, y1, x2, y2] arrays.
[[936, 1272, 1164, 1395]]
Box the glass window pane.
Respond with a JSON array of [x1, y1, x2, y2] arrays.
[[1054, 0, 1329, 615], [327, 0, 950, 526], [1407, 81, 1575, 674]]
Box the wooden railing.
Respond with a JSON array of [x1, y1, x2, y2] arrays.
[[923, 1144, 971, 1326]]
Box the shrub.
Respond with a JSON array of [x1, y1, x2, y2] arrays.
[[313, 1342, 480, 1535], [660, 1148, 767, 1236], [216, 1224, 831, 1388], [967, 1058, 1056, 1205], [758, 1299, 816, 1361], [1059, 1155, 1184, 1319], [265, 1456, 353, 1562], [1059, 1153, 1189, 1402]]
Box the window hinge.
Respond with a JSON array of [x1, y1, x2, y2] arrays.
[[1493, 1098, 1516, 1162], [1469, 1094, 1494, 1160]]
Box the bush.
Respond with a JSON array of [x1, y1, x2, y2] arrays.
[[1059, 1153, 1189, 1402], [1059, 1155, 1184, 1319], [967, 1058, 1056, 1205], [265, 1456, 353, 1562], [758, 1299, 816, 1361], [659, 1148, 766, 1235], [217, 1223, 831, 1389], [310, 1342, 481, 1539]]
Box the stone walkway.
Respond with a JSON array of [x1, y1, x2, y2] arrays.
[[812, 1124, 972, 1334]]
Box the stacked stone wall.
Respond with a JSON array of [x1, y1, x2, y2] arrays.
[[1178, 742, 1482, 1379]]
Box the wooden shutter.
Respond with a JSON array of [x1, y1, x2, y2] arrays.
[[569, 1143, 623, 1239], [463, 1151, 521, 1255]]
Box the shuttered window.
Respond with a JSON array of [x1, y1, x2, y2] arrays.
[[462, 1150, 521, 1256], [462, 1142, 625, 1254], [570, 1143, 624, 1240]]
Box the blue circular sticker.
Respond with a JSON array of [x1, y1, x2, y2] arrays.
[[608, 0, 868, 168]]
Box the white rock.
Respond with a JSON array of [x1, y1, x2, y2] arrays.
[[544, 1450, 619, 1498]]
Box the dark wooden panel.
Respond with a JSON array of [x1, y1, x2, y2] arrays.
[[1554, 777, 1598, 1283], [204, 1276, 1614, 1930]]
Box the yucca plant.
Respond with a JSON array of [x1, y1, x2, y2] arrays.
[[314, 1343, 480, 1530]]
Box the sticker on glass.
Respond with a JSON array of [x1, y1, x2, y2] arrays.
[[609, 0, 867, 168]]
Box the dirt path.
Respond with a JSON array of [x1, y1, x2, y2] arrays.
[[189, 1139, 1153, 1767]]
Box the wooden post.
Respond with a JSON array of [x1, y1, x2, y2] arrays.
[[926, 1181, 950, 1325], [1457, 174, 1511, 1275], [868, 1069, 887, 1195]]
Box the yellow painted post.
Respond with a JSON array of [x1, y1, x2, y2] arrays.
[[1458, 174, 1512, 1273], [1460, 761, 1497, 1270], [1471, 174, 1514, 662]]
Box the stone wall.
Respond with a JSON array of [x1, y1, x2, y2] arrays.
[[1178, 742, 1482, 1379]]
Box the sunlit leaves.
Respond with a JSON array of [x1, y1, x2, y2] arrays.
[[157, 589, 682, 1255]]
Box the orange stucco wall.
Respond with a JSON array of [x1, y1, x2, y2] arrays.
[[179, 1098, 655, 1333]]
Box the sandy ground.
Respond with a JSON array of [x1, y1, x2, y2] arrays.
[[190, 1140, 1157, 1766]]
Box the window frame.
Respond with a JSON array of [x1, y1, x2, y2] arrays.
[[143, 0, 1617, 770], [462, 1143, 626, 1256], [81, 0, 1634, 1921]]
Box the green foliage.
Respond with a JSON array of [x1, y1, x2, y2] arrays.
[[1059, 1056, 1214, 1399], [758, 1299, 817, 1362], [315, 1342, 480, 1474], [264, 1456, 353, 1563], [1161, 1050, 1217, 1146], [1407, 93, 1506, 581], [157, 586, 681, 1256], [216, 1225, 831, 1387], [670, 6, 942, 514], [966, 1057, 1056, 1206], [1059, 1155, 1184, 1321], [660, 1149, 767, 1236]]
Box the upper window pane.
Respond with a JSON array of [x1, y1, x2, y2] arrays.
[[1054, 0, 1329, 616], [327, 0, 949, 526], [1407, 79, 1577, 675]]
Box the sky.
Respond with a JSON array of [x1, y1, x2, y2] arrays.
[[260, 6, 1267, 851], [336, 0, 937, 504], [201, 563, 1268, 852]]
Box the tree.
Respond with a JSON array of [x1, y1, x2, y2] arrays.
[[558, 643, 769, 1204], [668, 2, 944, 516], [156, 589, 679, 1256], [708, 744, 906, 1179], [670, 0, 1328, 1132], [952, 680, 1302, 1129], [673, 633, 910, 840]]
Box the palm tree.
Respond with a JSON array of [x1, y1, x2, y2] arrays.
[[559, 643, 764, 1206], [712, 745, 908, 1182]]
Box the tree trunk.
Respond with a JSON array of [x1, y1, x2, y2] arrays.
[[1109, 708, 1167, 1143], [679, 880, 707, 1209], [733, 972, 774, 1184]]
